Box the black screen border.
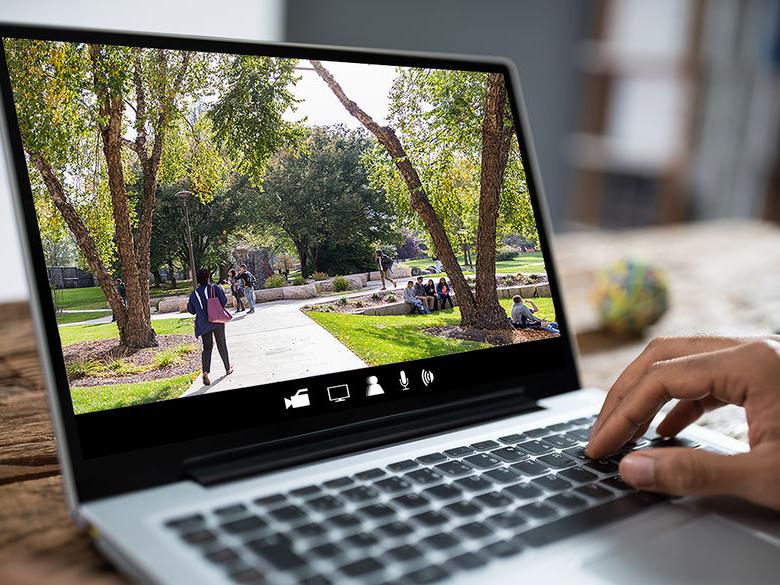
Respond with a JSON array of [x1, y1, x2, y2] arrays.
[[0, 23, 580, 502]]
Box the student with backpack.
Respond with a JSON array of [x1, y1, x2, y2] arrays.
[[187, 268, 234, 386], [375, 249, 397, 290], [237, 263, 256, 314]]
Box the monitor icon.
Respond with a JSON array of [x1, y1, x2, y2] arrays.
[[327, 384, 350, 403]]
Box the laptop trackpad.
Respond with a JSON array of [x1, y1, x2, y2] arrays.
[[584, 515, 778, 585]]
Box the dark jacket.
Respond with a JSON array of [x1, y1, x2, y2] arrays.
[[187, 284, 228, 338], [424, 283, 436, 297], [435, 281, 451, 297], [413, 282, 428, 297]]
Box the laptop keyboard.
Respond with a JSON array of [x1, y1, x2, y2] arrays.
[[164, 415, 699, 584]]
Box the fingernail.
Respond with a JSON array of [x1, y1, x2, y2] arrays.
[[620, 454, 656, 488]]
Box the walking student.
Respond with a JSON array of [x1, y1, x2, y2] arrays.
[[375, 249, 397, 290], [228, 268, 245, 314], [237, 264, 256, 314], [403, 280, 429, 314], [436, 277, 454, 309], [187, 268, 234, 386]]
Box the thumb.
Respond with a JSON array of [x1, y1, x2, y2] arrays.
[[619, 448, 755, 499]]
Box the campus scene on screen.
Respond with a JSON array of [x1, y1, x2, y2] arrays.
[[4, 39, 559, 415]]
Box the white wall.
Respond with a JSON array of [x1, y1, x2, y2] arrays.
[[0, 0, 283, 302]]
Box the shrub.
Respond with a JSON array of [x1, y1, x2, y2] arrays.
[[337, 297, 348, 305], [384, 293, 398, 303], [311, 271, 329, 281], [264, 274, 287, 289], [331, 275, 350, 292], [353, 300, 364, 308], [292, 276, 307, 286], [371, 293, 381, 301], [153, 349, 178, 369], [66, 358, 101, 379], [496, 246, 519, 262]]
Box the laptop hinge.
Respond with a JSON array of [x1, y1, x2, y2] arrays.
[[185, 393, 543, 486]]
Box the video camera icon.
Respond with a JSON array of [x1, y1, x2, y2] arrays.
[[284, 388, 310, 409]]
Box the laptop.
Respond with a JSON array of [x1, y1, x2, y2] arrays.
[[1, 24, 778, 585]]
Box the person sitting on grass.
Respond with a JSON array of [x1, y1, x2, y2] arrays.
[[414, 276, 435, 311], [424, 279, 439, 311], [187, 268, 234, 386], [436, 277, 454, 309], [404, 280, 430, 314], [510, 294, 560, 334]]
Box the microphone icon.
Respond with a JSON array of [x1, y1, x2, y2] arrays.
[[399, 370, 410, 390]]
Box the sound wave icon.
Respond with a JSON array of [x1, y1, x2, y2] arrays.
[[421, 369, 434, 387]]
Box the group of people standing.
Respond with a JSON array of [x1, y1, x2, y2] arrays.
[[404, 276, 454, 314], [227, 264, 256, 314]]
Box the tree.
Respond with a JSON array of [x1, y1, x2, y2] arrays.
[[6, 40, 198, 348], [312, 61, 523, 329], [259, 125, 398, 276]]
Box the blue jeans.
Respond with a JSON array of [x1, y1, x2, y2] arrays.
[[406, 299, 429, 314], [243, 286, 256, 309]]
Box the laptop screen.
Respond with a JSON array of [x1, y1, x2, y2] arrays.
[[1, 32, 575, 463]]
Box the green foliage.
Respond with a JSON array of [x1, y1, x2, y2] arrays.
[[70, 373, 193, 414], [291, 276, 307, 286], [337, 296, 348, 305], [496, 246, 519, 262], [311, 271, 329, 281], [58, 317, 193, 347], [263, 274, 287, 289], [66, 358, 102, 380], [331, 276, 350, 292]]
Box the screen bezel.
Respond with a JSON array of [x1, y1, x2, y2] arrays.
[[0, 24, 580, 503]]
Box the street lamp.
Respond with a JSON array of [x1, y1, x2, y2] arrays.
[[175, 190, 198, 289]]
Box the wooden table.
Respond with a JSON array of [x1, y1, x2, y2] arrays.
[[1, 220, 779, 582]]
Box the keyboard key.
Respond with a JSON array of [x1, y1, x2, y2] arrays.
[[311, 541, 343, 559], [447, 551, 487, 570], [486, 510, 528, 529], [422, 532, 459, 551], [393, 493, 431, 510], [182, 529, 217, 545], [536, 453, 576, 469], [532, 475, 573, 493], [340, 558, 384, 578], [377, 520, 414, 538], [253, 494, 286, 508], [301, 577, 332, 585], [547, 492, 588, 511], [482, 467, 522, 484], [291, 522, 327, 539], [358, 504, 395, 520], [444, 446, 475, 458], [471, 440, 501, 451], [524, 428, 548, 438], [323, 477, 354, 489], [463, 453, 501, 469], [562, 447, 589, 462], [503, 482, 543, 501], [341, 485, 379, 503], [417, 452, 448, 465], [601, 475, 634, 493], [205, 547, 240, 565], [565, 428, 591, 442], [387, 460, 418, 472], [345, 532, 380, 549], [516, 440, 553, 456], [326, 513, 362, 530], [575, 484, 614, 501], [387, 544, 424, 562], [269, 505, 307, 524], [443, 500, 482, 518], [542, 435, 577, 449], [454, 475, 493, 492], [585, 459, 619, 474], [214, 503, 247, 517], [520, 493, 661, 547], [166, 513, 204, 531], [405, 468, 443, 485], [569, 417, 592, 426], [229, 567, 265, 584], [474, 491, 513, 508], [490, 447, 528, 462], [290, 485, 321, 498], [482, 539, 524, 558], [411, 510, 449, 527], [355, 468, 386, 481], [455, 521, 493, 539], [306, 495, 344, 514], [221, 516, 268, 534], [559, 467, 598, 484], [246, 534, 306, 571], [649, 436, 699, 449], [435, 460, 473, 477], [517, 502, 558, 520], [404, 565, 450, 584], [498, 433, 527, 445], [511, 459, 549, 477], [423, 483, 462, 501], [374, 477, 412, 494], [548, 422, 575, 432]]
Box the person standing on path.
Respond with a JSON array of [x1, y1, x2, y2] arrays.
[[228, 268, 245, 314], [375, 249, 397, 290], [187, 268, 234, 386], [237, 264, 256, 314]]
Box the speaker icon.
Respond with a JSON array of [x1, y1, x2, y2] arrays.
[[421, 369, 435, 387]]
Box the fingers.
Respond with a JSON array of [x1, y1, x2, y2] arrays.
[[587, 344, 756, 458], [655, 396, 724, 438], [619, 448, 760, 501]]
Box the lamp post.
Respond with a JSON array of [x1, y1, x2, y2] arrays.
[[175, 190, 197, 289]]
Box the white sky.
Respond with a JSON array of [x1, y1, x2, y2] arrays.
[[286, 60, 399, 128]]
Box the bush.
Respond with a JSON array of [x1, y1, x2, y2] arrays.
[[371, 293, 381, 301], [66, 358, 101, 380], [292, 276, 307, 286], [311, 271, 329, 281], [264, 274, 287, 289], [353, 300, 364, 308], [496, 246, 519, 262], [337, 297, 348, 305], [331, 275, 350, 292], [384, 293, 398, 303]]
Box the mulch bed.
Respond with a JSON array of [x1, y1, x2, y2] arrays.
[[495, 273, 548, 287], [63, 333, 199, 387], [424, 325, 556, 346], [304, 291, 403, 314]]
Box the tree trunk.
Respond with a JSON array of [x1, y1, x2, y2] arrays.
[[473, 73, 514, 330], [311, 60, 479, 324], [168, 259, 177, 289]]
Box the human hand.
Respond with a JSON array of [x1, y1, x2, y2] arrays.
[[586, 335, 780, 511]]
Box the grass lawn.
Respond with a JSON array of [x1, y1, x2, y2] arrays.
[[57, 281, 196, 311], [399, 252, 545, 275], [70, 373, 194, 414], [56, 310, 112, 325], [58, 317, 194, 347], [305, 297, 556, 366]]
